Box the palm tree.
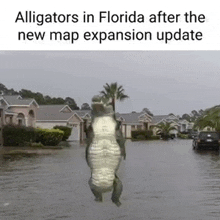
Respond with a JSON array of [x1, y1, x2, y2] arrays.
[[156, 121, 177, 140], [100, 82, 129, 112], [194, 106, 220, 131]]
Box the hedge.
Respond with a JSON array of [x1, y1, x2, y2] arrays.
[[3, 125, 36, 146], [177, 133, 189, 139], [131, 130, 153, 140], [36, 128, 64, 146], [148, 135, 160, 140], [53, 126, 72, 141]]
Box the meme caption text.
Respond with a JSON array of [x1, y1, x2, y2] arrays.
[[15, 11, 206, 44]]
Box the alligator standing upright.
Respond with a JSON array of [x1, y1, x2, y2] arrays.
[[85, 96, 126, 207]]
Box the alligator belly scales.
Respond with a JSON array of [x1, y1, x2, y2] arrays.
[[88, 138, 121, 191]]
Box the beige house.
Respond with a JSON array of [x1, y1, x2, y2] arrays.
[[116, 112, 153, 138], [151, 114, 181, 136], [0, 107, 5, 146], [36, 105, 91, 141], [0, 95, 193, 141], [116, 112, 191, 138], [0, 95, 39, 127]]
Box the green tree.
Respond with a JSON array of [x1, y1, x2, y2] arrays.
[[100, 82, 129, 112], [142, 108, 153, 116], [65, 97, 79, 110], [181, 113, 191, 121], [194, 106, 220, 131], [156, 121, 177, 140], [81, 103, 91, 110]]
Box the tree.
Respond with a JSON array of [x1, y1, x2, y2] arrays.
[[181, 113, 191, 121], [198, 109, 204, 116], [65, 97, 79, 110], [142, 108, 153, 116], [194, 106, 220, 131], [190, 110, 200, 121], [100, 82, 129, 112], [0, 83, 8, 94], [156, 121, 177, 140], [81, 103, 91, 110]]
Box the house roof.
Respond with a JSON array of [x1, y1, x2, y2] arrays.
[[151, 114, 180, 125], [116, 112, 152, 124], [36, 105, 84, 123], [151, 115, 169, 124], [0, 95, 39, 107], [73, 110, 91, 118]]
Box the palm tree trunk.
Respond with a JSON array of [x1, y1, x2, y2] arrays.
[[112, 98, 115, 112]]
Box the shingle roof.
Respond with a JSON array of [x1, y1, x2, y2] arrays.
[[37, 105, 77, 121], [116, 112, 150, 124], [116, 113, 178, 125], [0, 95, 38, 106], [73, 110, 91, 118], [151, 115, 169, 124]]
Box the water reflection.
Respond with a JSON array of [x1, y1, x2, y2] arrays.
[[192, 149, 220, 218], [1, 140, 220, 220]]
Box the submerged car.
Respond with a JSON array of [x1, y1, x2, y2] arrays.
[[192, 131, 220, 150]]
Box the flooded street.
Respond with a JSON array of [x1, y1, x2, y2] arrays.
[[1, 139, 220, 220]]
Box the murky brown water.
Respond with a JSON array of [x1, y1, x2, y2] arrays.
[[1, 139, 220, 220]]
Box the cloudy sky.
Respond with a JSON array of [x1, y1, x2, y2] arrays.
[[0, 51, 220, 115]]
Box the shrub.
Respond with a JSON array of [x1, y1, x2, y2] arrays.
[[36, 128, 64, 146], [53, 126, 72, 141], [177, 133, 189, 139], [148, 135, 160, 140], [131, 130, 153, 140], [3, 125, 36, 146]]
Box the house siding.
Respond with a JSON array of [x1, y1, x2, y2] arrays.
[[8, 106, 37, 127]]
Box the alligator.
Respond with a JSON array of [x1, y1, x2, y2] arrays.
[[85, 96, 126, 207]]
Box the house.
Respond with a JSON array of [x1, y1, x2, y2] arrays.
[[116, 112, 153, 138], [0, 95, 194, 141], [0, 107, 5, 146], [35, 105, 90, 141], [151, 114, 180, 137], [178, 119, 194, 132], [0, 95, 39, 127], [115, 112, 189, 138]]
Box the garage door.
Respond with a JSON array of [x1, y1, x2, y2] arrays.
[[68, 124, 79, 141]]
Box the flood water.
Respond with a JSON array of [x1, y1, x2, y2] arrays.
[[1, 139, 220, 220]]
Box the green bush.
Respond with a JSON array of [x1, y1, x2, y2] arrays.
[[3, 125, 36, 146], [148, 135, 160, 140], [177, 133, 189, 139], [131, 130, 153, 140], [36, 128, 64, 146], [53, 126, 72, 141]]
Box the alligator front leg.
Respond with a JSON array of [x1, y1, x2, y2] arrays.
[[111, 175, 123, 207]]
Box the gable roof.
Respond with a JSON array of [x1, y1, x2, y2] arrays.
[[73, 110, 91, 118], [151, 114, 180, 125], [0, 95, 39, 107], [116, 112, 152, 124], [59, 105, 72, 113], [151, 115, 169, 124], [36, 105, 83, 122]]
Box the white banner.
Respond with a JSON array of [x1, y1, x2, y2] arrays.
[[0, 0, 219, 50]]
